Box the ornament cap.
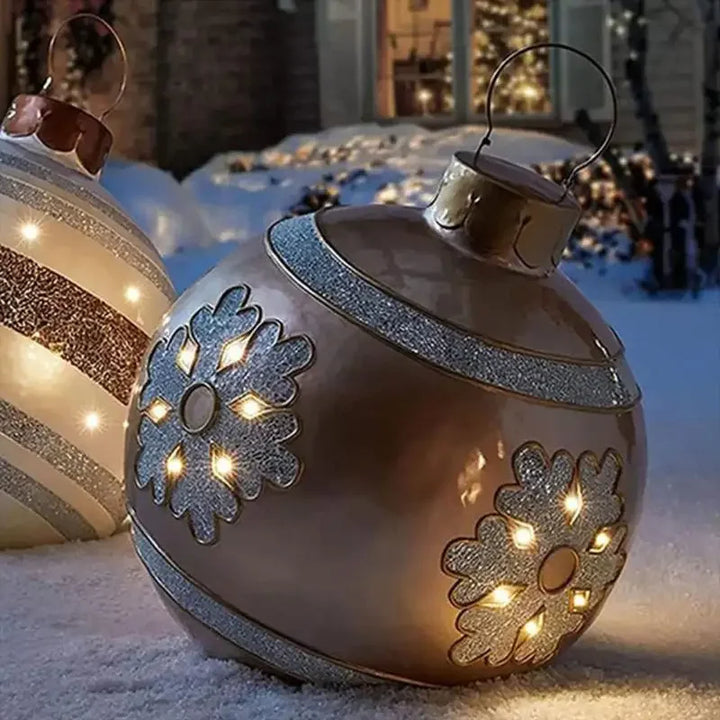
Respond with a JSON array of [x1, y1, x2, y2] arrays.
[[0, 94, 113, 177], [425, 151, 582, 276]]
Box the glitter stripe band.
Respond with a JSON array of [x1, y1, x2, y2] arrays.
[[266, 214, 640, 410], [0, 456, 98, 540], [131, 518, 405, 686], [0, 148, 156, 257], [0, 245, 149, 404], [0, 399, 125, 524], [0, 173, 174, 300]]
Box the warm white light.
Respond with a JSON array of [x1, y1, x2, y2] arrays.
[[124, 285, 141, 304], [571, 590, 590, 611], [166, 445, 184, 479], [518, 83, 540, 101], [218, 336, 249, 371], [417, 88, 433, 104], [211, 446, 235, 481], [83, 411, 101, 432], [19, 222, 40, 241], [591, 530, 612, 553], [147, 399, 170, 424], [232, 393, 269, 420], [176, 340, 198, 375], [523, 618, 541, 637], [479, 584, 525, 609], [565, 494, 580, 513], [512, 524, 535, 549]]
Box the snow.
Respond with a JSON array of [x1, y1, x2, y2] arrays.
[[1, 251, 719, 719], [1, 127, 718, 718]]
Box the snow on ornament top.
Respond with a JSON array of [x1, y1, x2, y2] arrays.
[[0, 14, 174, 549]]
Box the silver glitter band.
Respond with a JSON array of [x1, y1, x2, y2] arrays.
[[0, 149, 154, 256], [266, 214, 640, 410], [0, 399, 125, 524], [0, 174, 174, 300], [131, 518, 403, 686], [0, 456, 98, 541]]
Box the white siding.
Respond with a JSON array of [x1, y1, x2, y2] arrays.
[[611, 0, 702, 152]]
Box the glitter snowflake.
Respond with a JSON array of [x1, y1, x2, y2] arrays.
[[135, 285, 314, 544], [443, 442, 627, 667]]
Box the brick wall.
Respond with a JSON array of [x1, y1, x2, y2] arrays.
[[156, 0, 320, 176]]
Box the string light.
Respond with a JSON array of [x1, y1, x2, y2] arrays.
[[480, 584, 525, 608], [124, 285, 141, 304], [166, 445, 184, 480], [176, 338, 198, 375], [231, 393, 269, 420], [211, 445, 235, 482], [147, 398, 171, 424], [512, 522, 535, 549], [590, 530, 612, 553], [19, 222, 40, 242], [571, 589, 590, 611], [218, 336, 249, 371], [83, 411, 101, 432]]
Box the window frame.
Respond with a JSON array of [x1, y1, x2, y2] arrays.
[[362, 0, 565, 125]]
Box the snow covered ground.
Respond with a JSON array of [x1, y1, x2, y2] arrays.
[[0, 127, 716, 719], [1, 241, 719, 720]]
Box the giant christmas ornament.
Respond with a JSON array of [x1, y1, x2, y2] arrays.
[[0, 16, 174, 548], [127, 45, 646, 686]]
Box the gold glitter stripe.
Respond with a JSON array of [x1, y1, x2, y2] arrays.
[[0, 244, 150, 404], [0, 193, 169, 334], [0, 399, 125, 524], [0, 173, 174, 300], [0, 456, 98, 541], [130, 516, 434, 687]]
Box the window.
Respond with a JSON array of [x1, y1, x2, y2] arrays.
[[376, 0, 453, 118], [470, 1, 551, 115]]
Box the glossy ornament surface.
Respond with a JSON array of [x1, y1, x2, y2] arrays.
[[0, 93, 174, 548], [127, 149, 645, 687]]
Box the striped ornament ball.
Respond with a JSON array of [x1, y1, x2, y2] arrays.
[[0, 93, 174, 548]]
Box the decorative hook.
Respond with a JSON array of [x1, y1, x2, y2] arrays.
[[41, 13, 128, 121], [474, 42, 618, 200]]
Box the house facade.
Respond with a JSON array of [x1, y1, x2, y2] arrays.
[[0, 0, 705, 174], [317, 0, 703, 151]]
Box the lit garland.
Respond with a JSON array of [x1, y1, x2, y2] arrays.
[[59, 2, 116, 110], [13, 0, 50, 95], [471, 0, 550, 115]]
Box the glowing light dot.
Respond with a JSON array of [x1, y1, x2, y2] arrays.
[[564, 494, 581, 513], [523, 619, 541, 637], [148, 400, 170, 423], [83, 412, 100, 431], [122, 420, 129, 430], [592, 531, 612, 552], [513, 525, 535, 549], [177, 341, 198, 375], [490, 587, 511, 606], [218, 337, 248, 370], [20, 222, 40, 241], [166, 447, 184, 479], [234, 395, 267, 420], [212, 449, 235, 481], [124, 285, 141, 303], [572, 590, 590, 610]]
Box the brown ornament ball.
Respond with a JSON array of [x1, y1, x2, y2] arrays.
[[126, 151, 646, 686]]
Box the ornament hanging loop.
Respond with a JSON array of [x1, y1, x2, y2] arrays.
[[474, 42, 618, 199], [41, 13, 128, 121]]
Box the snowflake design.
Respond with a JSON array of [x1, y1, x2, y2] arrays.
[[443, 442, 627, 667], [134, 285, 314, 544]]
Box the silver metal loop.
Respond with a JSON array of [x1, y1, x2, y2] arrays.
[[41, 12, 128, 120], [474, 42, 618, 196]]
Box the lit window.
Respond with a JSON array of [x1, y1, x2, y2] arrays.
[[376, 0, 453, 118]]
